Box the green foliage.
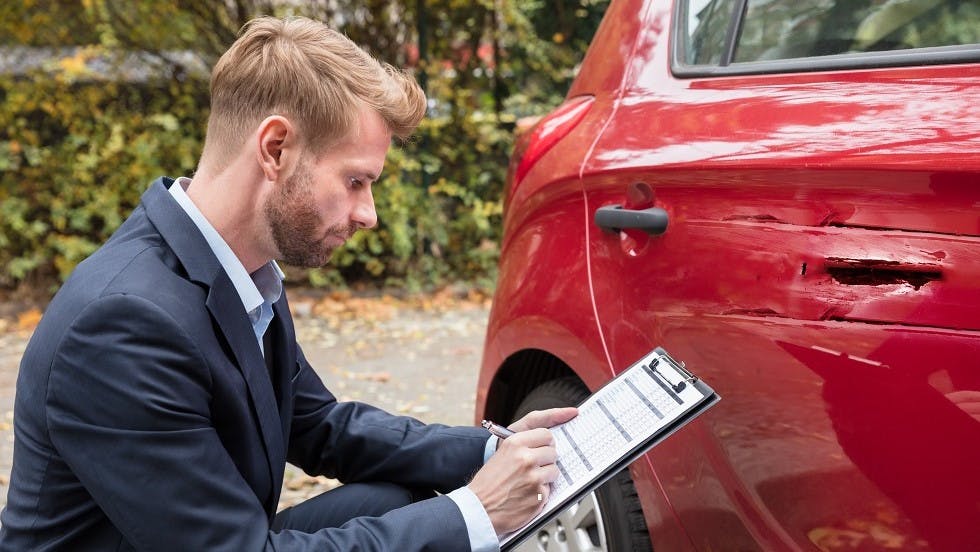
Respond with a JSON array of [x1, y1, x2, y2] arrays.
[[0, 0, 607, 293], [0, 65, 205, 289]]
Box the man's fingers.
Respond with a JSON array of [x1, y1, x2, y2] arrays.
[[537, 462, 560, 484], [499, 439, 558, 470], [510, 407, 579, 433], [528, 445, 558, 468], [546, 406, 579, 425], [500, 427, 553, 449]]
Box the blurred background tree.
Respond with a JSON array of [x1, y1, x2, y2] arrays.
[[0, 0, 608, 295]]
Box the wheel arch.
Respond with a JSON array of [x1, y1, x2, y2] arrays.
[[482, 349, 577, 423]]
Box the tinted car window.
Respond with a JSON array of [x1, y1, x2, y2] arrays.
[[682, 0, 740, 65], [681, 0, 980, 66]]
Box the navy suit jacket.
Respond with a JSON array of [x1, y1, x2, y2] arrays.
[[0, 178, 489, 551]]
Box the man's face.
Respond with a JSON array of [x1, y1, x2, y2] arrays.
[[263, 108, 389, 268]]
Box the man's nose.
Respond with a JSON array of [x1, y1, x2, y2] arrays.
[[353, 190, 377, 229]]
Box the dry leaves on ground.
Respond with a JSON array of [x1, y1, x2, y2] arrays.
[[0, 286, 492, 336], [289, 286, 491, 327]]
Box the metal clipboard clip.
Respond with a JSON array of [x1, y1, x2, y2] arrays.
[[648, 352, 699, 392]]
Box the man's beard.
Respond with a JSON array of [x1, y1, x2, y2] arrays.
[[263, 163, 358, 268]]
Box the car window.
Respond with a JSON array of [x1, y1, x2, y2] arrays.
[[679, 0, 980, 67], [682, 0, 740, 65]]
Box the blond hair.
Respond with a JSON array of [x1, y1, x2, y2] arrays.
[[202, 16, 425, 167]]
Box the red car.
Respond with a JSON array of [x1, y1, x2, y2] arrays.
[[476, 1, 980, 550]]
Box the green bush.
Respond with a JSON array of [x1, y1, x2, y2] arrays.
[[0, 65, 206, 290], [0, 0, 607, 294]]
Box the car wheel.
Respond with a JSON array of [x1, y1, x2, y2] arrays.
[[510, 377, 653, 552]]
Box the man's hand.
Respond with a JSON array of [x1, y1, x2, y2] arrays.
[[468, 407, 577, 535]]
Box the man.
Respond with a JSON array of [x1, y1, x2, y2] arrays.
[[0, 16, 576, 551]]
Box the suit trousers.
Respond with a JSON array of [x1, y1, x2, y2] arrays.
[[271, 482, 436, 533]]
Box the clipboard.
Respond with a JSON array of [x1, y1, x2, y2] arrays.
[[500, 347, 720, 550]]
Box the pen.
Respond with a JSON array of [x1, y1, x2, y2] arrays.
[[481, 419, 515, 440]]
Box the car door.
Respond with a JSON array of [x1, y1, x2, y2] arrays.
[[582, 0, 980, 550]]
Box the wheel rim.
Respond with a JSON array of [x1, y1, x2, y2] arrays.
[[511, 491, 608, 552]]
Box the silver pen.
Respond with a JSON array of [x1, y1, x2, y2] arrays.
[[481, 419, 515, 439]]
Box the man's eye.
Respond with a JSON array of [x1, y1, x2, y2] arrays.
[[349, 178, 363, 189]]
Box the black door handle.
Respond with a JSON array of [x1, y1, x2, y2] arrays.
[[594, 204, 669, 235]]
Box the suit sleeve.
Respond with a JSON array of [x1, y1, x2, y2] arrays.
[[46, 294, 477, 551], [285, 344, 490, 491]]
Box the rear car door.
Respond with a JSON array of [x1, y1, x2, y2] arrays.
[[582, 1, 980, 549]]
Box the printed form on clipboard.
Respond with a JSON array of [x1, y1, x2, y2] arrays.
[[500, 347, 720, 550]]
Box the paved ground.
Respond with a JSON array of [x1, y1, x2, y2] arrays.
[[0, 291, 491, 511]]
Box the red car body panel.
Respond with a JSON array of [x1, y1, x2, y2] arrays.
[[479, 0, 980, 550]]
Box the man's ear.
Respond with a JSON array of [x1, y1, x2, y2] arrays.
[[255, 115, 299, 182]]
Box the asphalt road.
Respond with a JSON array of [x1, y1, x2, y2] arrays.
[[0, 293, 491, 510]]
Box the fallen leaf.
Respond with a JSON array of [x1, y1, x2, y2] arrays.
[[360, 371, 391, 383], [290, 300, 314, 318], [16, 308, 43, 332]]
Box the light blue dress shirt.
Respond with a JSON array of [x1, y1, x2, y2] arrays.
[[168, 178, 499, 551], [169, 178, 282, 355]]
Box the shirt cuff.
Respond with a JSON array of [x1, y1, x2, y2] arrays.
[[447, 487, 500, 552], [483, 435, 499, 463]]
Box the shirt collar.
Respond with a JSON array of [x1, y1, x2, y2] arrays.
[[168, 177, 284, 314]]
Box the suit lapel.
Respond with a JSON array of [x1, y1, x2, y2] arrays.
[[255, 296, 297, 505], [142, 178, 285, 512], [270, 297, 297, 438], [206, 282, 285, 509]]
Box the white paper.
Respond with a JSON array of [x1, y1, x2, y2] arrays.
[[501, 350, 707, 545]]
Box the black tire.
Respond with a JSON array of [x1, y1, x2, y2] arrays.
[[510, 377, 653, 552]]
